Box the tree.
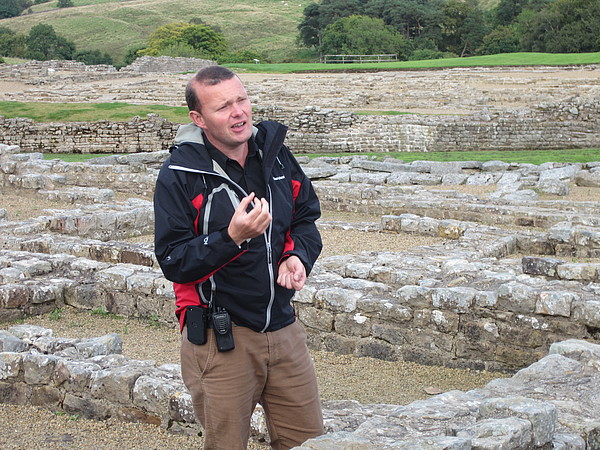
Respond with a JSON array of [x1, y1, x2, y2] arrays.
[[297, 0, 366, 48], [0, 27, 26, 57], [24, 23, 75, 60], [494, 0, 528, 26], [298, 3, 322, 48], [0, 0, 21, 19], [74, 49, 113, 65], [57, 0, 73, 7], [365, 0, 445, 40], [321, 15, 410, 59], [479, 25, 520, 54], [519, 0, 600, 53], [182, 24, 228, 57], [440, 0, 488, 56], [138, 22, 228, 59]]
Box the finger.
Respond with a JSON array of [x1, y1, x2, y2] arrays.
[[237, 193, 255, 214]]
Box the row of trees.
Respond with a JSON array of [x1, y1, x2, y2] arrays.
[[1, 0, 65, 19], [1, 19, 265, 66], [299, 0, 600, 59], [0, 24, 113, 65]]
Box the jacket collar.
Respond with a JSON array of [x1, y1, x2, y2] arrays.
[[170, 121, 288, 179]]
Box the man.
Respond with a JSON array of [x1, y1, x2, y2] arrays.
[[153, 65, 324, 449]]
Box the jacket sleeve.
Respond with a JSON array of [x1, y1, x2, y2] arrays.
[[279, 149, 322, 274], [153, 162, 247, 285]]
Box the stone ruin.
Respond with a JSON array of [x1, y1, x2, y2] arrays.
[[1, 142, 600, 448], [1, 59, 599, 155]]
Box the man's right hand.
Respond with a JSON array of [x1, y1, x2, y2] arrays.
[[227, 193, 272, 246]]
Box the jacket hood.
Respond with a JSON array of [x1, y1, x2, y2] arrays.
[[173, 122, 261, 146], [170, 121, 289, 177]]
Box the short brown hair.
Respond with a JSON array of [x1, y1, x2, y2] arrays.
[[185, 65, 237, 112]]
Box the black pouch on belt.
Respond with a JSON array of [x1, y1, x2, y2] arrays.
[[186, 305, 208, 345], [212, 307, 235, 352]]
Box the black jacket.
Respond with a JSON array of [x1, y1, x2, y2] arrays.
[[154, 121, 322, 332]]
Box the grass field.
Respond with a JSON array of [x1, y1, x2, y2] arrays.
[[229, 52, 600, 73], [0, 101, 191, 123], [43, 149, 600, 165], [1, 0, 306, 65]]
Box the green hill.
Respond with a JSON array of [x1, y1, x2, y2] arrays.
[[0, 0, 306, 65]]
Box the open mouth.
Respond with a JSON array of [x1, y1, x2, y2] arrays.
[[232, 121, 246, 129]]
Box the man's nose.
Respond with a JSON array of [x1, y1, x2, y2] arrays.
[[231, 103, 243, 116]]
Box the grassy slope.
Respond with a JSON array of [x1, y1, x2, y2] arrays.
[[229, 52, 600, 73], [0, 0, 305, 64]]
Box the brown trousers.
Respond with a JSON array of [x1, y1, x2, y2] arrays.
[[181, 320, 324, 449]]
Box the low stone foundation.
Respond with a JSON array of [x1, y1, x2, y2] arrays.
[[1, 143, 600, 446], [1, 326, 599, 448]]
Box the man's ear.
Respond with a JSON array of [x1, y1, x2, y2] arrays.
[[189, 110, 205, 128]]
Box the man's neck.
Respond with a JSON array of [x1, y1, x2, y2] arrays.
[[220, 143, 248, 167]]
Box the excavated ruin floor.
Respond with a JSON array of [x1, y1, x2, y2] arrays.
[[0, 187, 506, 449]]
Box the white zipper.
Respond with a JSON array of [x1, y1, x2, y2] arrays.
[[170, 163, 275, 332]]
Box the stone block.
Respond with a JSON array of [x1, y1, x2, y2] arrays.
[[0, 352, 23, 380], [321, 333, 356, 355], [355, 338, 396, 361], [497, 282, 538, 314], [91, 365, 145, 403], [396, 285, 432, 309], [549, 339, 600, 364], [551, 433, 586, 450], [7, 324, 53, 341], [474, 291, 498, 308], [0, 381, 30, 405], [495, 344, 543, 368], [0, 283, 31, 308], [315, 288, 362, 313], [132, 375, 183, 416], [430, 309, 460, 333], [74, 333, 122, 358], [106, 291, 136, 316], [556, 263, 598, 282], [478, 396, 557, 447], [95, 264, 135, 290], [575, 170, 600, 187], [54, 359, 101, 393], [357, 296, 412, 322], [535, 291, 577, 317], [63, 393, 111, 420], [536, 179, 570, 195], [297, 306, 335, 332], [522, 256, 565, 277], [169, 390, 196, 423], [572, 300, 600, 328], [23, 353, 59, 385], [31, 385, 63, 408], [457, 417, 533, 449], [0, 332, 28, 353], [64, 283, 107, 310], [431, 287, 477, 313], [438, 220, 467, 240]]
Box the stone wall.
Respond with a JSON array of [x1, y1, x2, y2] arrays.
[[0, 115, 177, 154], [1, 326, 599, 448], [1, 145, 600, 372], [1, 100, 598, 154]]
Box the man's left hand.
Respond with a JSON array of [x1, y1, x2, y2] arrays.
[[277, 255, 306, 291]]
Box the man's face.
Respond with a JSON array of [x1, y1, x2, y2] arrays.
[[190, 76, 253, 153]]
